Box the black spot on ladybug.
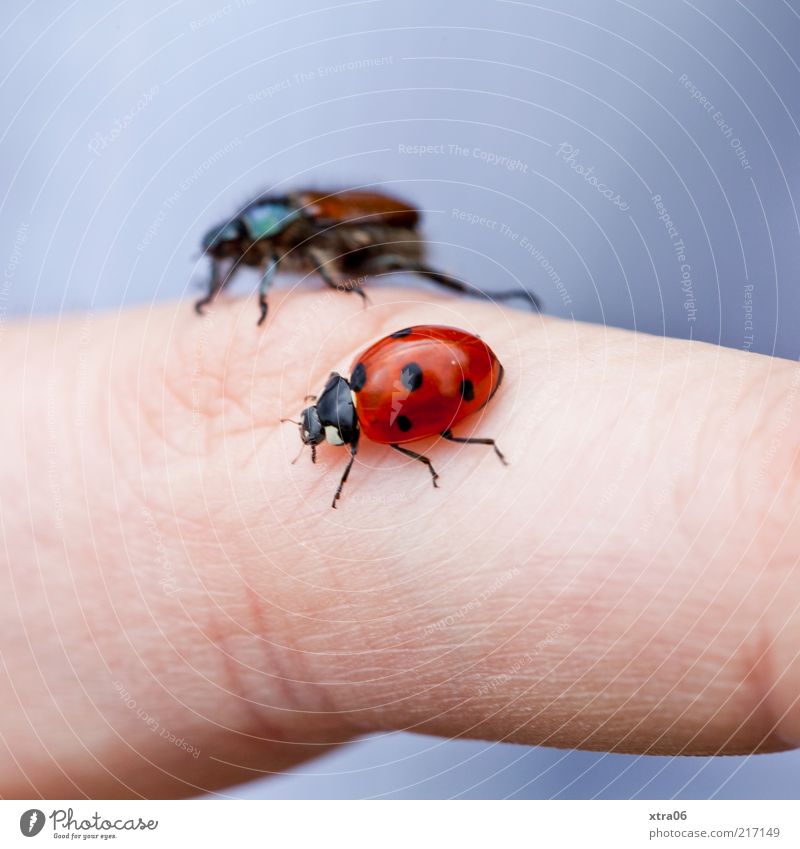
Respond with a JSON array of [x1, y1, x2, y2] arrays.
[[350, 362, 367, 392], [390, 327, 412, 338], [397, 415, 413, 432], [460, 379, 475, 402], [400, 362, 423, 392]]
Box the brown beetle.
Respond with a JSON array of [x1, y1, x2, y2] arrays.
[[197, 188, 540, 324]]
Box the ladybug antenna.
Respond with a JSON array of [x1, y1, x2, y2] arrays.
[[280, 418, 301, 426], [290, 443, 305, 465]]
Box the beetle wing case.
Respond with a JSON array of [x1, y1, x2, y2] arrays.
[[292, 189, 419, 229]]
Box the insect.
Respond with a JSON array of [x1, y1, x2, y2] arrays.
[[286, 325, 507, 508], [197, 189, 540, 325]]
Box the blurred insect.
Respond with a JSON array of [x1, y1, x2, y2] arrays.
[[285, 324, 507, 508], [197, 189, 540, 325]]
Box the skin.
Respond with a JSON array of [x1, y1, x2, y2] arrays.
[[2, 288, 800, 799]]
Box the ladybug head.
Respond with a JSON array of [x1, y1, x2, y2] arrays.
[[299, 405, 325, 446]]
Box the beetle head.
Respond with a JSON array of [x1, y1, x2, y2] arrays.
[[202, 219, 246, 257]]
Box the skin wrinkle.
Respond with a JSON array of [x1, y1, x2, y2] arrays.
[[115, 328, 350, 784], [232, 582, 345, 741], [19, 379, 155, 798], [190, 520, 354, 742], [586, 596, 762, 755], [652, 362, 792, 744], [334, 548, 764, 748], [717, 373, 800, 750], [203, 604, 308, 751]]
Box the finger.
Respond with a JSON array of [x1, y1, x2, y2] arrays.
[[2, 289, 799, 801]]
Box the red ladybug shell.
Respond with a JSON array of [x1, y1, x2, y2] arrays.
[[349, 325, 504, 444]]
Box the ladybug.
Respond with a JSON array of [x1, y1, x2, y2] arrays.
[[287, 325, 507, 507], [197, 188, 540, 325]]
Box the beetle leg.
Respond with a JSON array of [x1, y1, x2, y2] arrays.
[[257, 253, 280, 326], [195, 260, 226, 315], [440, 429, 508, 465], [350, 283, 369, 306], [390, 444, 440, 487], [365, 254, 541, 311], [308, 248, 370, 306]]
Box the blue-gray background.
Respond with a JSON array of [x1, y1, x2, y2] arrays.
[[2, 0, 799, 798]]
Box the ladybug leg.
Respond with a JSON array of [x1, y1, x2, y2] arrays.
[[195, 260, 226, 315], [440, 429, 509, 466], [365, 255, 541, 311], [332, 442, 358, 508], [390, 444, 440, 488], [256, 253, 280, 326], [308, 247, 370, 307]]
